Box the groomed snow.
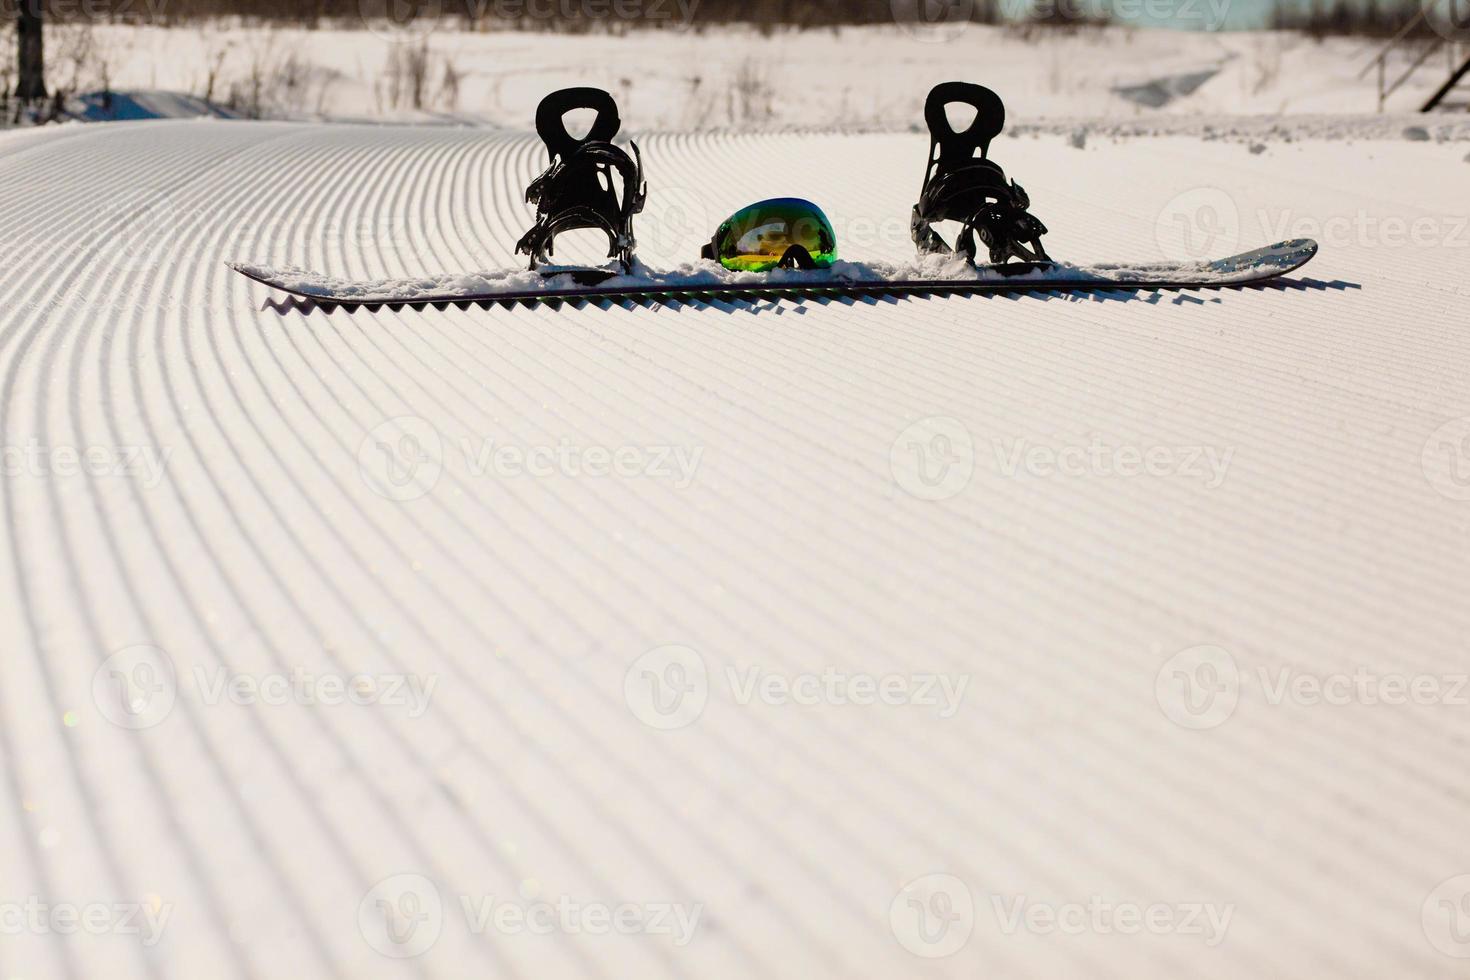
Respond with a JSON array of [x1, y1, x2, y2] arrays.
[[1, 113, 1468, 979]]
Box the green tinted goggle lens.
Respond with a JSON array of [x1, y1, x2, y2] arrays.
[[702, 198, 838, 272]]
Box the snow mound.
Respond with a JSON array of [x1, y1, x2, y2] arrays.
[[66, 89, 237, 121], [1113, 68, 1222, 108]]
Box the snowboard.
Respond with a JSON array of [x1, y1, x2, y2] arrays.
[[230, 238, 1319, 310]]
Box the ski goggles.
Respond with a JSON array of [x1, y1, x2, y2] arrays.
[[701, 198, 838, 272]]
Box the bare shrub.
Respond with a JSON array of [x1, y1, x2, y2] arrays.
[[729, 57, 773, 126], [1247, 35, 1285, 95], [381, 39, 431, 111], [50, 23, 101, 96], [379, 39, 463, 113], [224, 39, 270, 118], [276, 46, 311, 110], [403, 41, 431, 110], [0, 25, 16, 123], [199, 46, 228, 105], [220, 32, 325, 118], [438, 55, 462, 113]]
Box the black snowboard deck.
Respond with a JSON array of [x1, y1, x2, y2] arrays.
[[232, 239, 1320, 311]]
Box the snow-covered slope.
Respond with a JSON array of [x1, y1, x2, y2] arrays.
[[70, 21, 1470, 125], [1, 118, 1469, 979]]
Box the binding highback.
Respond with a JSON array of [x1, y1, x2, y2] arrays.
[[535, 87, 623, 160], [921, 81, 1006, 186]]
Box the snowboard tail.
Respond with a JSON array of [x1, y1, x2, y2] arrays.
[[231, 239, 1319, 310]]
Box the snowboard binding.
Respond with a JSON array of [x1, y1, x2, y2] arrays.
[[911, 82, 1050, 266], [516, 87, 647, 273]]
